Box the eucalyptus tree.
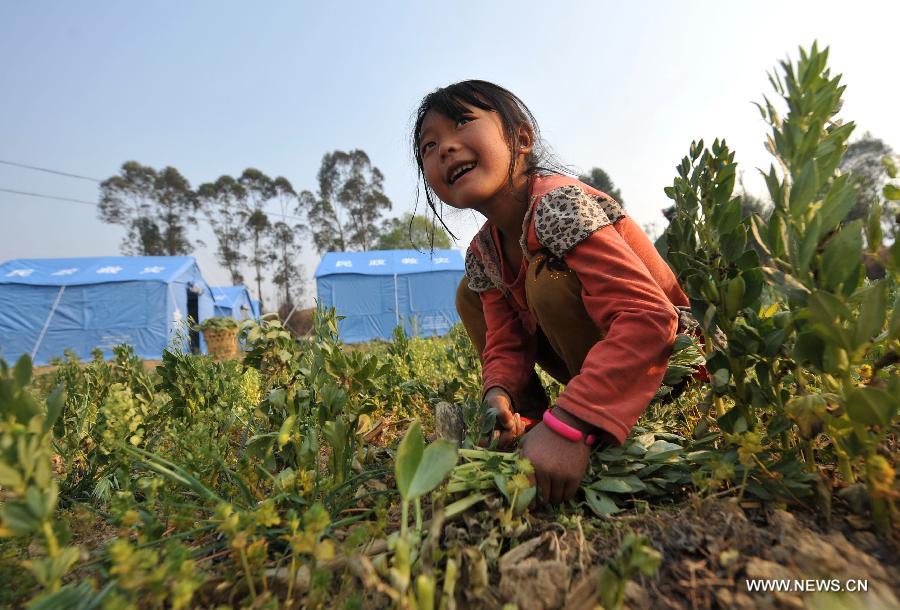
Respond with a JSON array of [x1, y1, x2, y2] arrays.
[[578, 166, 625, 205], [238, 168, 279, 308], [298, 149, 392, 253], [196, 175, 248, 284], [98, 161, 198, 255], [375, 212, 452, 250], [268, 176, 304, 308]]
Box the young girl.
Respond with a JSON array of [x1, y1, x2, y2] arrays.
[[413, 80, 690, 505]]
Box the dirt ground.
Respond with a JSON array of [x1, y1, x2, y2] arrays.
[[474, 499, 900, 610]]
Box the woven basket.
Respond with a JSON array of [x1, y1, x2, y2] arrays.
[[203, 327, 239, 361]]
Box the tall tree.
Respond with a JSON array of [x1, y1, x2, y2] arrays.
[[98, 161, 198, 255], [197, 175, 248, 284], [298, 150, 392, 253], [269, 221, 305, 309], [268, 177, 304, 308], [375, 212, 452, 250], [839, 132, 898, 240], [238, 168, 277, 309], [578, 167, 624, 205]]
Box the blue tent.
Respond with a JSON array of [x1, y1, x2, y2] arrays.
[[314, 249, 465, 343], [250, 299, 261, 319], [0, 256, 215, 365], [211, 285, 256, 321]]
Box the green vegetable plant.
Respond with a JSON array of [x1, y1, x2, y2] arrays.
[[750, 43, 899, 528], [0, 356, 91, 606], [196, 316, 239, 331], [662, 42, 899, 526], [597, 532, 662, 610]]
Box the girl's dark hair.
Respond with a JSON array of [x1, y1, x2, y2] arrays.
[[411, 80, 568, 243]]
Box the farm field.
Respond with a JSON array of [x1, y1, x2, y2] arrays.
[[2, 45, 899, 610]]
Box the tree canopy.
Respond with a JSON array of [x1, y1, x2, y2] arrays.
[[197, 175, 249, 285], [298, 150, 392, 253], [839, 132, 898, 241], [98, 161, 198, 255], [375, 213, 452, 250], [578, 167, 624, 205]]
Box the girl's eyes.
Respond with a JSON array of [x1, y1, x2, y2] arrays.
[[420, 117, 474, 155]]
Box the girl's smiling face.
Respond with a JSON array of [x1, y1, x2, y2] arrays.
[[418, 104, 532, 212]]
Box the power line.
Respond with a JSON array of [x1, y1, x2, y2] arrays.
[[0, 160, 102, 183], [0, 186, 307, 224], [0, 187, 95, 206], [0, 157, 307, 223]]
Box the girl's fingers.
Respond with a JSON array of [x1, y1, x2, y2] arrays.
[[495, 405, 516, 429], [498, 429, 517, 448], [536, 472, 551, 503], [548, 478, 564, 505], [562, 478, 581, 503]]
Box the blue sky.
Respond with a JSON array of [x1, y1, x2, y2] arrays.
[[2, 1, 898, 308]]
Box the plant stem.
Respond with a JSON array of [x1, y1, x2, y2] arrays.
[[286, 554, 297, 604], [415, 498, 423, 535], [401, 499, 409, 537], [239, 547, 258, 600], [444, 493, 489, 520], [803, 440, 817, 473]]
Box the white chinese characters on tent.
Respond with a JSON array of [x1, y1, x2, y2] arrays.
[[0, 256, 215, 365]]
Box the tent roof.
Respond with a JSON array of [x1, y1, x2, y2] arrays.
[[211, 285, 252, 308], [314, 249, 464, 278], [0, 256, 200, 286]]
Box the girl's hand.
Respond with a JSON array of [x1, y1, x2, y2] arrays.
[[518, 422, 591, 504], [482, 387, 525, 450]]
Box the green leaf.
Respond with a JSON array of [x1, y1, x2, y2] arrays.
[[718, 198, 742, 235], [741, 269, 764, 309], [844, 387, 897, 426], [711, 368, 730, 390], [43, 385, 65, 435], [26, 581, 98, 610], [1, 501, 41, 535], [749, 214, 774, 257], [721, 227, 748, 264], [853, 281, 887, 349], [584, 489, 622, 516], [14, 355, 33, 389], [821, 221, 863, 292], [790, 159, 819, 217], [277, 416, 296, 449], [717, 406, 747, 434], [793, 331, 825, 369], [395, 421, 458, 500], [645, 440, 684, 461], [513, 486, 536, 516], [395, 421, 425, 499], [797, 214, 822, 273], [762, 267, 810, 303], [889, 292, 900, 341], [818, 175, 856, 234], [883, 184, 900, 201], [26, 485, 51, 521], [806, 290, 851, 347], [0, 462, 24, 489], [866, 200, 883, 252], [592, 476, 646, 494], [882, 156, 898, 179]]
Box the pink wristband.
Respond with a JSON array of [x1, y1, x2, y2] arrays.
[[542, 409, 597, 446]]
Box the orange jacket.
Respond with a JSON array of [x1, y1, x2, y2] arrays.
[[465, 174, 688, 444]]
